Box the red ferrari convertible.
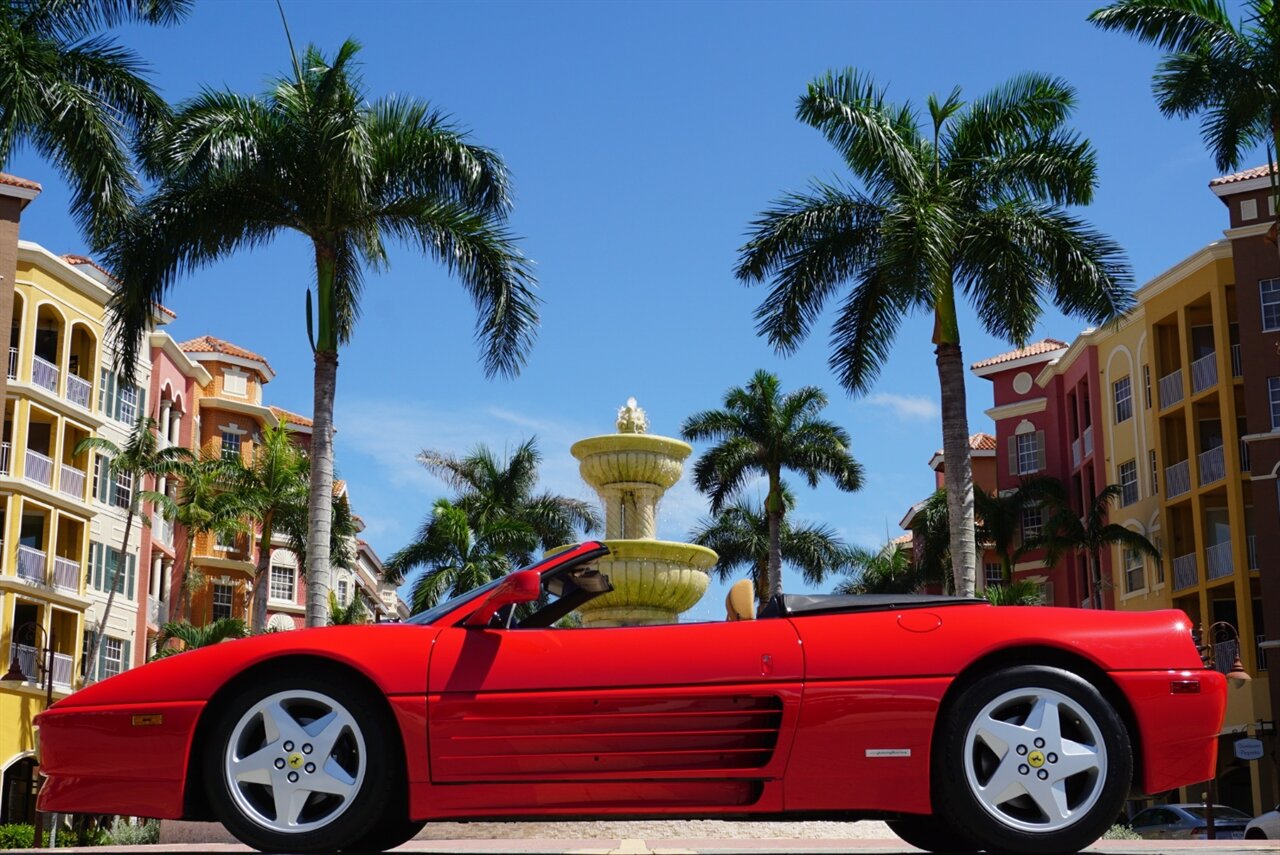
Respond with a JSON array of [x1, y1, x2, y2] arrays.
[[37, 541, 1225, 854]]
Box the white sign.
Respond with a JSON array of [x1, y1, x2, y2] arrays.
[[1234, 738, 1264, 761]]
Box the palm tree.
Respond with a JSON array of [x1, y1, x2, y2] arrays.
[[984, 578, 1048, 606], [682, 370, 863, 602], [1035, 484, 1161, 608], [384, 498, 537, 613], [150, 617, 246, 660], [328, 589, 367, 626], [908, 488, 955, 591], [75, 414, 190, 682], [835, 540, 923, 595], [975, 476, 1067, 584], [1090, 2, 1280, 179], [278, 489, 359, 580], [417, 438, 600, 562], [152, 455, 249, 621], [689, 488, 852, 606], [239, 419, 308, 633], [735, 71, 1132, 596], [104, 41, 538, 629]]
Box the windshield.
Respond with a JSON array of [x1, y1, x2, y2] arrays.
[[403, 577, 505, 626], [1185, 807, 1252, 821]]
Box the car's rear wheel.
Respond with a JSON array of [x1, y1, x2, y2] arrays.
[[202, 673, 401, 852], [886, 816, 980, 852], [935, 665, 1131, 855]]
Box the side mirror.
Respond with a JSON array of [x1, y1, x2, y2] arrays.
[[464, 569, 541, 627]]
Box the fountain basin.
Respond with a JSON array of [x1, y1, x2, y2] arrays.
[[571, 434, 691, 490], [552, 539, 716, 627]]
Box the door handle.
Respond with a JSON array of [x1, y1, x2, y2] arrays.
[[761, 653, 773, 676]]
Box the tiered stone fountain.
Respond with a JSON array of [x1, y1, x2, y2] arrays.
[[568, 399, 717, 627]]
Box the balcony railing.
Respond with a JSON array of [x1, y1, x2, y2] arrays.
[[0, 441, 9, 475], [1232, 343, 1243, 378], [51, 652, 72, 688], [1158, 368, 1184, 408], [1213, 639, 1240, 676], [1190, 352, 1218, 394], [24, 449, 53, 486], [1071, 437, 1082, 468], [1198, 445, 1225, 486], [1206, 541, 1234, 580], [65, 373, 91, 408], [152, 512, 174, 547], [1249, 534, 1258, 570], [9, 644, 73, 689], [1083, 425, 1093, 457], [59, 463, 86, 499], [52, 556, 79, 592], [31, 354, 58, 392], [6, 346, 15, 380], [16, 545, 46, 583], [148, 596, 168, 625], [1259, 634, 1270, 671], [1165, 459, 1191, 498], [11, 643, 37, 682], [1173, 552, 1199, 589]]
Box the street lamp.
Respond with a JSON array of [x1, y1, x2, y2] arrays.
[[1200, 621, 1252, 688], [1, 621, 57, 846]]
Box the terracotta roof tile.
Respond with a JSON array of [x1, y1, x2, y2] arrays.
[[1209, 163, 1277, 186], [969, 432, 997, 451], [179, 335, 273, 373], [332, 479, 347, 496], [269, 406, 313, 427], [891, 533, 913, 546], [0, 172, 41, 192], [971, 339, 1069, 370]]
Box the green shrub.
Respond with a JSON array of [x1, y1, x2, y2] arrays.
[[1102, 823, 1142, 840], [0, 824, 34, 849], [106, 819, 159, 846]]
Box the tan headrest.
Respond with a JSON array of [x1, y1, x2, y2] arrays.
[[725, 579, 756, 621]]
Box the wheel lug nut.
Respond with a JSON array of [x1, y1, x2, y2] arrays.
[[283, 741, 294, 751], [1019, 764, 1030, 775], [1047, 753, 1058, 764], [1016, 745, 1028, 755], [302, 744, 312, 754], [288, 771, 299, 783], [1034, 738, 1045, 748], [1037, 769, 1049, 780], [305, 762, 316, 774], [274, 758, 285, 769]]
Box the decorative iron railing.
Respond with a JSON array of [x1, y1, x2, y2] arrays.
[[31, 354, 59, 392], [59, 463, 85, 499], [16, 545, 46, 583], [24, 449, 53, 486], [1165, 459, 1191, 498], [1198, 445, 1225, 486], [1158, 368, 1184, 408], [1173, 552, 1199, 589], [52, 556, 79, 592], [1190, 352, 1218, 394], [1206, 541, 1234, 580], [65, 373, 91, 408]]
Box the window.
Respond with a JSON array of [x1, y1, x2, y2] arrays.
[[221, 431, 242, 461], [89, 543, 136, 598], [1113, 377, 1132, 424], [269, 565, 295, 602], [222, 369, 247, 397], [1271, 377, 1280, 430], [1124, 545, 1145, 594], [101, 637, 124, 679], [1119, 460, 1138, 506], [118, 383, 138, 424], [212, 583, 234, 621], [1263, 279, 1280, 332], [1021, 505, 1043, 542], [92, 454, 104, 500], [112, 470, 132, 509], [1143, 365, 1152, 409], [1149, 450, 1159, 495], [1016, 432, 1041, 474], [337, 579, 349, 605], [984, 562, 1003, 587]]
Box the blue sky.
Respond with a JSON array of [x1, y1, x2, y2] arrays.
[[6, 0, 1256, 620]]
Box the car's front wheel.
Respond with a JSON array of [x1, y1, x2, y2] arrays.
[[935, 665, 1132, 855], [202, 673, 402, 852]]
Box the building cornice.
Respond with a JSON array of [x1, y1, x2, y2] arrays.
[[198, 396, 279, 426], [185, 351, 275, 383], [18, 241, 114, 306], [1211, 174, 1277, 197], [984, 397, 1048, 421], [0, 181, 41, 205], [1223, 221, 1274, 240], [971, 349, 1068, 379], [150, 332, 212, 386]]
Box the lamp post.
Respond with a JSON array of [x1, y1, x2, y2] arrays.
[[1197, 621, 1254, 840], [1, 621, 56, 847]]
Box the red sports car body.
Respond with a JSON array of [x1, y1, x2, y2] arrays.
[[36, 542, 1225, 854]]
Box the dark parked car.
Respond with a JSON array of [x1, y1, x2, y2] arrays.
[[1129, 804, 1252, 840]]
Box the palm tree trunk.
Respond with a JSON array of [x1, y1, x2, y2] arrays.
[[83, 505, 135, 684], [180, 532, 197, 621], [251, 512, 274, 634], [765, 475, 783, 602], [935, 341, 977, 597], [305, 348, 337, 627], [1090, 548, 1102, 609]]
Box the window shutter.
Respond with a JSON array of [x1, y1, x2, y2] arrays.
[[129, 555, 136, 599], [1008, 437, 1017, 475], [122, 640, 132, 672], [96, 640, 106, 681], [1035, 431, 1046, 472], [98, 369, 109, 413], [137, 385, 147, 422]]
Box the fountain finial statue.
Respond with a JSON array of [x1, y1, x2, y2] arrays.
[[616, 397, 648, 434]]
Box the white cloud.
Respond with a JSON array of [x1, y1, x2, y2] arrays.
[[864, 392, 940, 421]]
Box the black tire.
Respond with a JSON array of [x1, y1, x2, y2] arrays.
[[888, 816, 982, 852], [201, 671, 404, 853], [343, 819, 427, 852], [935, 665, 1132, 855], [1246, 828, 1266, 840]]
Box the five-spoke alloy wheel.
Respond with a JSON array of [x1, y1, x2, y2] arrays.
[[936, 665, 1132, 855]]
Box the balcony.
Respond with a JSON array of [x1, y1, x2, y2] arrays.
[[1206, 541, 1234, 580], [1165, 459, 1191, 498], [65, 373, 91, 408], [16, 544, 46, 583], [152, 512, 174, 547], [6, 346, 14, 380], [1190, 352, 1218, 394], [1198, 445, 1225, 486], [59, 463, 85, 499], [31, 354, 58, 392], [1083, 425, 1093, 457], [24, 449, 53, 487], [51, 555, 79, 592], [1249, 534, 1258, 570], [1071, 437, 1082, 468], [52, 652, 72, 688], [1232, 343, 1243, 378], [148, 596, 168, 626], [0, 441, 9, 475], [1173, 552, 1199, 589], [1158, 368, 1184, 408]]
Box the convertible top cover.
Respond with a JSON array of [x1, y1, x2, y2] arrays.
[[768, 593, 986, 617]]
